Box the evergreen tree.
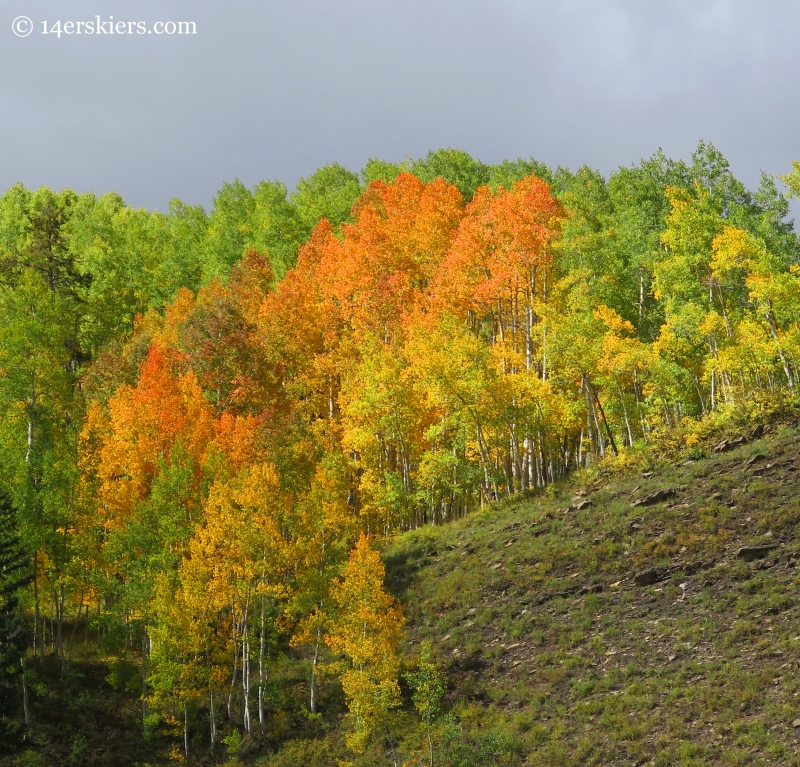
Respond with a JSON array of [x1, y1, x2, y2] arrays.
[[0, 492, 30, 754]]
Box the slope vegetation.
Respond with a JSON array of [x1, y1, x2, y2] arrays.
[[383, 421, 800, 766], [7, 420, 800, 767]]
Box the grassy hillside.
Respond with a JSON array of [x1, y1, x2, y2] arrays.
[[8, 419, 800, 766], [382, 420, 800, 767]]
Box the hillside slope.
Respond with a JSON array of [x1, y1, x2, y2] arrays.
[[7, 421, 800, 767], [383, 422, 800, 767]]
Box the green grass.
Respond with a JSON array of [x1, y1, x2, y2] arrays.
[[375, 422, 800, 766]]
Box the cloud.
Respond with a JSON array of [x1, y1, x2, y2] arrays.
[[0, 0, 797, 209]]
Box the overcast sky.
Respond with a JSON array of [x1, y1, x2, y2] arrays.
[[2, 0, 798, 210]]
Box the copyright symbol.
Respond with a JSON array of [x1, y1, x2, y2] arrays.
[[12, 16, 32, 37]]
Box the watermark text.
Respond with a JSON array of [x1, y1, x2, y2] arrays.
[[12, 16, 197, 38]]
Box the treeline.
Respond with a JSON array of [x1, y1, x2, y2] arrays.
[[2, 144, 800, 761]]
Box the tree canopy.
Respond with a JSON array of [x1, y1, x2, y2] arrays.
[[1, 142, 799, 761]]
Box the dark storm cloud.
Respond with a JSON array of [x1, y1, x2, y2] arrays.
[[1, 0, 798, 209]]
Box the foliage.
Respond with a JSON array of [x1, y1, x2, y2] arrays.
[[325, 533, 405, 753], [0, 492, 30, 754], [1, 142, 800, 764], [406, 640, 447, 766]]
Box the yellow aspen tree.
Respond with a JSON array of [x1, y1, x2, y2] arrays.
[[187, 462, 294, 736], [780, 160, 800, 198], [325, 533, 405, 759], [289, 455, 358, 716], [713, 225, 800, 390]]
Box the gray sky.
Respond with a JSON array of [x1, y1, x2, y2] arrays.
[[2, 0, 798, 210]]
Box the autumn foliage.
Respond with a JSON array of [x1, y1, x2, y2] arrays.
[[6, 146, 800, 758]]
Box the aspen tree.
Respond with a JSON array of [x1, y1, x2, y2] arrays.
[[406, 640, 446, 767], [325, 533, 405, 758]]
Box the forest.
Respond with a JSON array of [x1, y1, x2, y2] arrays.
[[2, 143, 800, 765]]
